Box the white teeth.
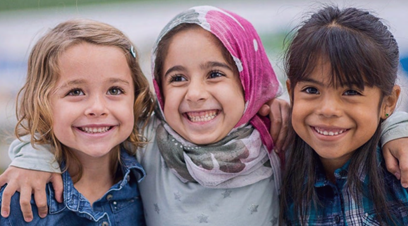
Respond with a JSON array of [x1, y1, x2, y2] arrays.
[[188, 111, 217, 122], [315, 128, 345, 136], [81, 127, 110, 133]]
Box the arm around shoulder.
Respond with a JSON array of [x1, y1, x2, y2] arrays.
[[8, 136, 60, 173], [381, 111, 408, 146]]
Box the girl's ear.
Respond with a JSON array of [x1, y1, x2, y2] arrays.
[[286, 80, 292, 102], [381, 85, 401, 120]]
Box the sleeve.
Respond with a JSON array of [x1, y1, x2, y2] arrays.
[[380, 111, 408, 147], [8, 135, 61, 173]]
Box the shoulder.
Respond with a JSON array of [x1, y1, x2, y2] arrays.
[[0, 186, 40, 224]]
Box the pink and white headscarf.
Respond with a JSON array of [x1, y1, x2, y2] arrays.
[[152, 5, 282, 152]]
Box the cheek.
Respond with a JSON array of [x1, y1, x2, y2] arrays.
[[162, 89, 180, 115], [163, 103, 179, 124], [290, 102, 308, 134], [51, 109, 70, 142], [124, 101, 135, 127]]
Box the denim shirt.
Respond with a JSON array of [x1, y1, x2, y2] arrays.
[[284, 147, 408, 225], [0, 147, 146, 226]]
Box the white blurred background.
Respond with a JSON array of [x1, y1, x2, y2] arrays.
[[1, 0, 408, 173]]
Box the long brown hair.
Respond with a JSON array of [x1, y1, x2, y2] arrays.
[[280, 6, 399, 225]]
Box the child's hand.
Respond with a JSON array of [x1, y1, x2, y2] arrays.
[[383, 138, 408, 188], [258, 98, 292, 152], [0, 166, 63, 222]]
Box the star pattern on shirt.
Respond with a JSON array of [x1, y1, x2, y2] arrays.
[[154, 203, 160, 214], [271, 216, 278, 225], [174, 191, 182, 201], [222, 190, 232, 198], [249, 204, 259, 214], [197, 214, 209, 223]]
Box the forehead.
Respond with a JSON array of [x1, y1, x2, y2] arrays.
[[164, 28, 229, 63], [169, 27, 224, 53], [57, 43, 133, 85]]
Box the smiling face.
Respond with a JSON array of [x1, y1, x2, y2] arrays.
[[51, 43, 135, 160], [290, 60, 385, 171], [161, 27, 245, 145]]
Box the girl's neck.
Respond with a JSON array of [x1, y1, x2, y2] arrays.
[[68, 150, 118, 205], [320, 156, 351, 183]]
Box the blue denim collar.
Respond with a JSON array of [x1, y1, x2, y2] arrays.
[[47, 147, 145, 221]]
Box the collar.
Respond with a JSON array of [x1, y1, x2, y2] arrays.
[[47, 146, 145, 219]]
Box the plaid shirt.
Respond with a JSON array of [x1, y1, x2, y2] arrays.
[[285, 147, 408, 225]]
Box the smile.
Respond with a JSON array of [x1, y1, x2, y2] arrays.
[[185, 110, 218, 122], [79, 126, 112, 134], [314, 127, 347, 136]]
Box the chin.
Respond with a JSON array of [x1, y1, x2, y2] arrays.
[[189, 136, 221, 145]]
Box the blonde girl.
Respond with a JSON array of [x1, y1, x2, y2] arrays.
[[0, 19, 154, 225]]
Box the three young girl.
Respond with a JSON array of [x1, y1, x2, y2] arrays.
[[1, 4, 408, 226], [280, 6, 408, 225], [0, 19, 155, 225]]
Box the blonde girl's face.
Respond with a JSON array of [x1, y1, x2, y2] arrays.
[[289, 60, 386, 172], [50, 43, 135, 160], [161, 27, 245, 145]]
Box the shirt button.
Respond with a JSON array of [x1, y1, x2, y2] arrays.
[[113, 201, 117, 205], [101, 221, 109, 226], [335, 215, 341, 223], [107, 194, 113, 201]]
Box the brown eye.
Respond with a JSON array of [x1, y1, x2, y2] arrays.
[[343, 90, 361, 96], [67, 88, 84, 96], [302, 87, 319, 94], [208, 70, 225, 79], [169, 75, 186, 83]]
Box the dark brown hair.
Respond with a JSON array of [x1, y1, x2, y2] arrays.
[[280, 6, 399, 225]]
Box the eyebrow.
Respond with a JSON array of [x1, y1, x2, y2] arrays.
[[108, 78, 131, 86], [163, 61, 233, 78], [57, 79, 86, 90], [298, 78, 325, 86], [57, 77, 131, 90], [164, 65, 185, 78], [201, 61, 233, 71]]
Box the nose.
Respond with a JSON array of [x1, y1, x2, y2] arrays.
[[185, 79, 209, 103], [316, 94, 342, 118], [85, 94, 108, 117]]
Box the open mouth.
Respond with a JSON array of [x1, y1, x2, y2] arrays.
[[185, 110, 218, 122], [78, 126, 113, 134], [313, 127, 347, 136]]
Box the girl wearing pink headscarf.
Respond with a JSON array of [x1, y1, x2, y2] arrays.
[[136, 5, 283, 225]]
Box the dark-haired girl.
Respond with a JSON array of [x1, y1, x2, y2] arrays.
[[281, 6, 408, 225]]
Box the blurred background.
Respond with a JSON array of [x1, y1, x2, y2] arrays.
[[1, 0, 407, 173]]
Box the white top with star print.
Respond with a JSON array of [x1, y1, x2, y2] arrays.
[[136, 115, 280, 226]]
